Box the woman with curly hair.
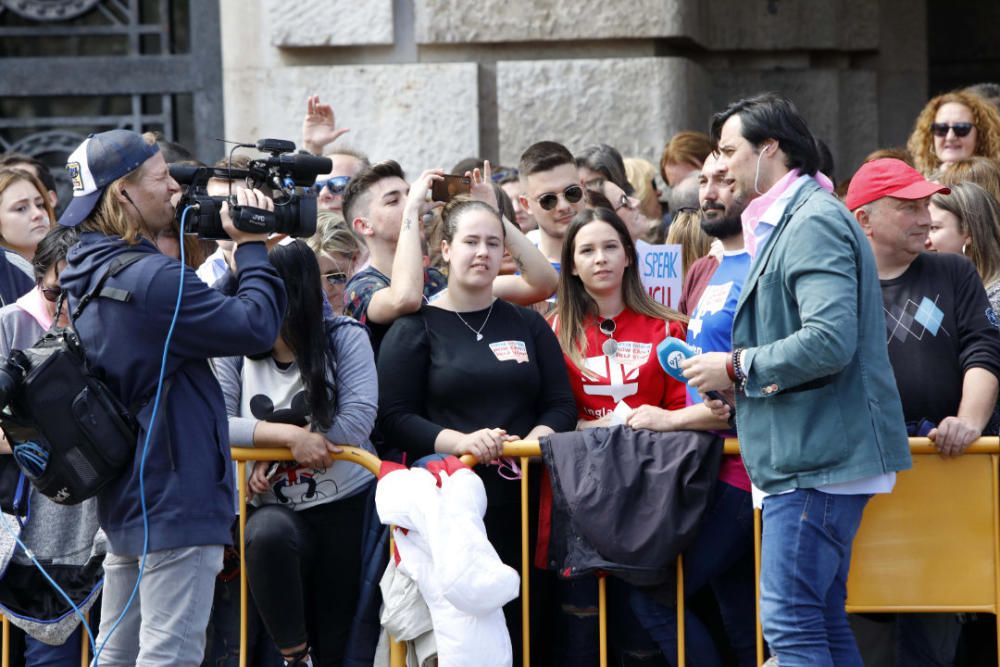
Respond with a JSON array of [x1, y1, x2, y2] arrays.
[[907, 90, 1000, 174]]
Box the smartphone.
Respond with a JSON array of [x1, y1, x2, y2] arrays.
[[431, 174, 471, 203]]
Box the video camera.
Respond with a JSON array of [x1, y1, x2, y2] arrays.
[[169, 139, 332, 240]]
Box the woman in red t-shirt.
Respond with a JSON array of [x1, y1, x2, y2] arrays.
[[550, 207, 755, 667], [546, 206, 688, 664], [552, 207, 687, 423]]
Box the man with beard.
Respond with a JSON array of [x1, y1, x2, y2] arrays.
[[624, 150, 757, 665], [678, 152, 749, 316], [683, 94, 911, 666]]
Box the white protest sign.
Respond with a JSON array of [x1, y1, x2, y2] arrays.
[[636, 241, 683, 310]]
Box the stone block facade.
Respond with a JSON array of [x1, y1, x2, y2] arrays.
[[496, 57, 709, 169], [221, 0, 927, 183], [266, 0, 394, 47]]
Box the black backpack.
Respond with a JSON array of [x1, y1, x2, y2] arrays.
[[0, 251, 150, 505]]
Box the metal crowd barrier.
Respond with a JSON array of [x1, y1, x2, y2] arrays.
[[1, 438, 999, 667]]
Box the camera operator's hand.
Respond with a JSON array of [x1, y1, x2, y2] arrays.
[[404, 169, 444, 219], [301, 95, 349, 155], [221, 187, 273, 246]]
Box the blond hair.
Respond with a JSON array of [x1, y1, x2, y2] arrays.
[[665, 209, 712, 282], [907, 90, 1000, 175], [934, 156, 1000, 203], [79, 132, 158, 245]]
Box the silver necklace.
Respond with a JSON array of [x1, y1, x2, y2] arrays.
[[455, 300, 495, 341]]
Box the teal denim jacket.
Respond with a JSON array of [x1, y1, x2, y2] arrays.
[[732, 177, 911, 492]]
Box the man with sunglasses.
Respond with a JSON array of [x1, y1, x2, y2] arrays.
[[313, 149, 369, 214], [517, 141, 587, 271], [300, 95, 370, 214]]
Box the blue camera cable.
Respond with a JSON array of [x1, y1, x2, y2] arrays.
[[90, 205, 192, 664], [0, 205, 195, 665], [0, 201, 191, 662]]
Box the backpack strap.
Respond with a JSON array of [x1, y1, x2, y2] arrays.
[[70, 251, 151, 323]]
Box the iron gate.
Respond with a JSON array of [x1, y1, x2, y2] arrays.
[[0, 0, 224, 213]]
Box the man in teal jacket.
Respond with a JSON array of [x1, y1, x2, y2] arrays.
[[683, 94, 911, 667]]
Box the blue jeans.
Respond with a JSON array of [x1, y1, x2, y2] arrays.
[[760, 489, 870, 667], [24, 627, 82, 666], [555, 576, 664, 666], [629, 481, 757, 667]]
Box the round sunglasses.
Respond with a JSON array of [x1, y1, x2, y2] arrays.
[[535, 184, 584, 211]]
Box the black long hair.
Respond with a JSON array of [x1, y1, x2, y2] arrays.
[[267, 239, 334, 430]]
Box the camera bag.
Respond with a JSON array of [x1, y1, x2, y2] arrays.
[[1, 251, 150, 505]]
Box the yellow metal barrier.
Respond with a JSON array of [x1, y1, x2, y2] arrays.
[[230, 446, 395, 667], [3, 438, 998, 666]]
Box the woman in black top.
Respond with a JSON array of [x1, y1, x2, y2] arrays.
[[377, 193, 576, 661]]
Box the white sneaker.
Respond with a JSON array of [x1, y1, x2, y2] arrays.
[[762, 658, 779, 667]]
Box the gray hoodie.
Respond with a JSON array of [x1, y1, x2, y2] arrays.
[[0, 291, 104, 645]]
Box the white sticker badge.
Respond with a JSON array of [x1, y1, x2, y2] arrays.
[[489, 340, 529, 364]]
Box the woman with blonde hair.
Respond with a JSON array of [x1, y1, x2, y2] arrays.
[[928, 182, 1000, 311], [907, 90, 1000, 175], [308, 213, 367, 310], [666, 208, 713, 283], [624, 157, 663, 225], [934, 155, 1000, 202]]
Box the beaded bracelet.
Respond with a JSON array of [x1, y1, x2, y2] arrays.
[[732, 347, 747, 389]]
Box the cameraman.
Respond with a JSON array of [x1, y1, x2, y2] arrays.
[[57, 129, 286, 666]]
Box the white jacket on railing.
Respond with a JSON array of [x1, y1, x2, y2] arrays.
[[376, 458, 520, 667]]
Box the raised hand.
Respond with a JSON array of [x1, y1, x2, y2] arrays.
[[301, 95, 349, 155], [467, 160, 498, 210]]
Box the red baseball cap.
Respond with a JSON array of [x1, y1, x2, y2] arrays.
[[845, 158, 950, 211]]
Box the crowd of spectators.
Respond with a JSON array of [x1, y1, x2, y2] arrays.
[[0, 82, 999, 667]]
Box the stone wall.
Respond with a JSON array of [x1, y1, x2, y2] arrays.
[[220, 0, 927, 182]]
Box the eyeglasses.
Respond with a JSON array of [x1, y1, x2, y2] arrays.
[[313, 175, 351, 195], [40, 285, 61, 302], [536, 184, 584, 211], [614, 193, 639, 212], [322, 272, 348, 287], [931, 122, 974, 138]]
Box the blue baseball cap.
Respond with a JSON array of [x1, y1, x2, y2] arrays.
[[59, 129, 160, 227]]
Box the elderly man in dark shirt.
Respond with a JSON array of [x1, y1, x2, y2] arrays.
[[847, 157, 1000, 666]]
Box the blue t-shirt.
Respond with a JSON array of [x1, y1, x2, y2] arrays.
[[686, 250, 752, 406]]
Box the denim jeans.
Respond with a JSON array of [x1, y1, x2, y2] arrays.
[[555, 576, 665, 666], [24, 627, 82, 666], [94, 545, 223, 667], [760, 489, 870, 667], [629, 481, 757, 666]]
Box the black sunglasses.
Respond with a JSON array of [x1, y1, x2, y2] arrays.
[[930, 122, 974, 138], [536, 185, 584, 211], [40, 285, 62, 303], [313, 175, 351, 195]]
